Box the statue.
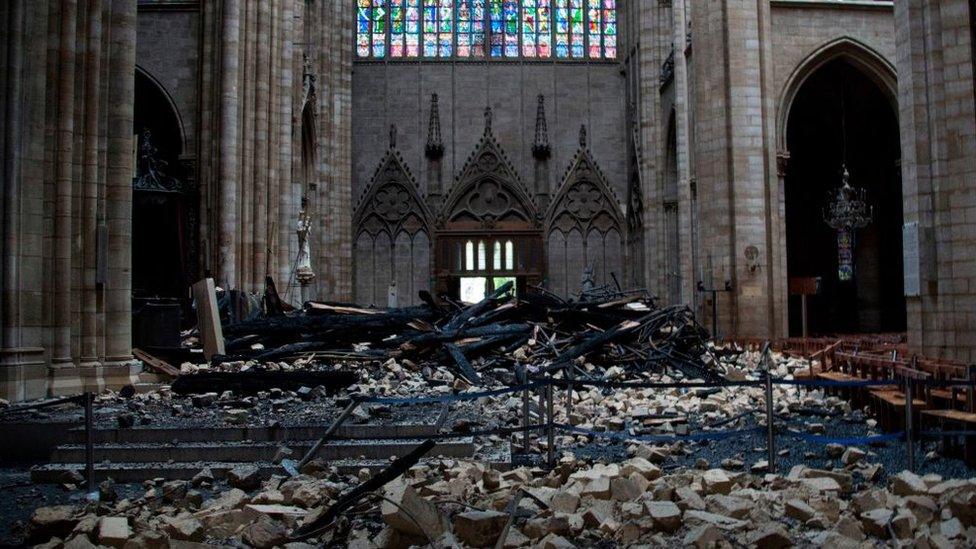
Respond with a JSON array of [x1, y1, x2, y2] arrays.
[[580, 266, 595, 295], [295, 196, 315, 302], [387, 281, 398, 308], [133, 128, 180, 193]]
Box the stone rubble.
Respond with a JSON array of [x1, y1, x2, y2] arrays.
[[18, 453, 976, 548], [9, 345, 976, 548]]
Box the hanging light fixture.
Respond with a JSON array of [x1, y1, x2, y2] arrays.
[[822, 77, 873, 282], [823, 166, 873, 232]]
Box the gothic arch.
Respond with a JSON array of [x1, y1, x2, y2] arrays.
[[433, 109, 544, 300], [353, 144, 432, 306], [135, 66, 186, 153], [441, 109, 539, 229], [545, 128, 625, 296], [777, 37, 897, 150]]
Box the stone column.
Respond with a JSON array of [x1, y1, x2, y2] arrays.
[[103, 0, 136, 366], [218, 0, 241, 289], [277, 0, 295, 291], [253, 0, 271, 289], [79, 0, 104, 368], [671, 0, 696, 308], [52, 0, 78, 367]]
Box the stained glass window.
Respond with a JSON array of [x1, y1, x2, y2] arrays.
[[406, 0, 421, 56], [570, 0, 584, 58], [390, 0, 404, 56], [355, 0, 614, 60], [587, 0, 600, 58], [372, 0, 387, 57], [489, 0, 504, 57], [522, 0, 552, 57], [439, 0, 454, 57], [504, 1, 519, 57], [602, 0, 615, 58], [357, 0, 371, 57], [457, 0, 486, 57]]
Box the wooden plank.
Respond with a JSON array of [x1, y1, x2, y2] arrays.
[[870, 391, 927, 408], [191, 278, 225, 361], [132, 348, 180, 377], [921, 409, 976, 424]]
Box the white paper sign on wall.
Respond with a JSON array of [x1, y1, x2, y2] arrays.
[[903, 222, 921, 297]]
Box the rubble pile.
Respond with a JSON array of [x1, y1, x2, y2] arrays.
[[8, 285, 976, 547], [209, 282, 720, 386], [20, 456, 976, 548]]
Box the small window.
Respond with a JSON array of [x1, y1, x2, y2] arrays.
[[460, 276, 487, 303], [493, 241, 502, 270], [465, 240, 475, 271], [505, 240, 515, 270], [477, 240, 487, 270]]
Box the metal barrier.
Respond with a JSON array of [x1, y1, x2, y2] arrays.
[[1, 392, 96, 495]]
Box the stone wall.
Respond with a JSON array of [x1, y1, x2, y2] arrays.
[[350, 60, 628, 300], [352, 63, 627, 201], [135, 6, 200, 156]]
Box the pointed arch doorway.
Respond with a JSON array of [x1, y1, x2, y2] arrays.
[[783, 55, 905, 335]]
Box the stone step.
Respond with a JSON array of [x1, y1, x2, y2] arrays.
[[62, 423, 438, 445], [31, 455, 511, 484], [50, 437, 474, 464]]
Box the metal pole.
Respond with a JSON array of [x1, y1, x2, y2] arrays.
[[84, 392, 94, 495], [296, 400, 360, 470], [800, 295, 808, 338], [765, 369, 775, 474], [905, 379, 915, 472], [565, 365, 574, 422], [711, 290, 718, 339], [546, 382, 555, 468], [517, 364, 529, 455], [967, 366, 976, 413]]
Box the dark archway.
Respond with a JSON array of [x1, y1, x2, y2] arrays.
[[785, 58, 904, 335], [132, 69, 192, 301]]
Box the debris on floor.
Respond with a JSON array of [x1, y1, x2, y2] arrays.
[[4, 284, 976, 547]]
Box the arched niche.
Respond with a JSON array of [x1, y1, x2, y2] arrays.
[[352, 148, 432, 307], [545, 132, 625, 298]]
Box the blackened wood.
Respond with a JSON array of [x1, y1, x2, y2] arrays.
[[264, 276, 286, 317], [170, 370, 357, 395], [291, 439, 437, 539]]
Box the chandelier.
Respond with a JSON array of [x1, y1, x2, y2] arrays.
[[822, 165, 873, 231], [822, 77, 873, 283]]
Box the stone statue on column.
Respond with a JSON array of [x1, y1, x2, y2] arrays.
[[295, 196, 315, 304]]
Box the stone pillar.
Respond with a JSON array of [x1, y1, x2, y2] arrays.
[[671, 0, 696, 308], [103, 0, 136, 367], [690, 0, 781, 338], [79, 0, 104, 369], [217, 0, 241, 289], [632, 1, 668, 299], [252, 0, 271, 290], [2, 1, 137, 400], [51, 0, 78, 368]]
